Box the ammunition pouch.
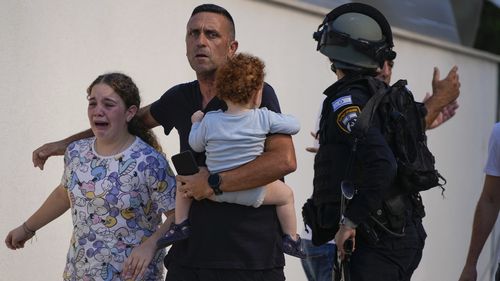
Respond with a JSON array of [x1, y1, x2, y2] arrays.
[[302, 198, 340, 246], [381, 194, 407, 230], [357, 195, 408, 245]]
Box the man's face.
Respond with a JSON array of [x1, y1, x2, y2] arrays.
[[185, 12, 237, 77], [376, 60, 394, 84]]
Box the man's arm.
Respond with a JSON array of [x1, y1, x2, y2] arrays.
[[221, 134, 297, 190], [32, 105, 159, 170], [423, 66, 460, 129], [32, 129, 94, 170], [135, 104, 160, 129], [459, 175, 500, 281], [177, 134, 297, 200]]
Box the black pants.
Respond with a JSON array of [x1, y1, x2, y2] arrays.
[[165, 263, 285, 281], [348, 220, 426, 281]]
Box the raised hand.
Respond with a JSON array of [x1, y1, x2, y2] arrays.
[[423, 66, 460, 128], [431, 66, 460, 109]]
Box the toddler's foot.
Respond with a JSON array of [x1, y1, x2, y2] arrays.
[[282, 234, 306, 258], [156, 220, 190, 249]]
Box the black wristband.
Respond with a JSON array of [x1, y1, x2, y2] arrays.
[[22, 222, 36, 236]]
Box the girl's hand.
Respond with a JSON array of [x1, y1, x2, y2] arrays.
[[5, 224, 34, 250], [122, 239, 157, 280]]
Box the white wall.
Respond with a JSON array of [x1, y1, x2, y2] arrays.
[[1, 0, 498, 280]]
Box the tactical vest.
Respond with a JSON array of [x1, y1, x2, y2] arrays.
[[307, 76, 441, 244]]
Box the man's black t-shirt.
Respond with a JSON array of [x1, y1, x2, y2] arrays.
[[150, 80, 285, 269]]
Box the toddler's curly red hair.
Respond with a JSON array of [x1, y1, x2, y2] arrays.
[[215, 53, 265, 105]]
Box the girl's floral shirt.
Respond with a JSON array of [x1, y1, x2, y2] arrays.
[[60, 137, 176, 281]]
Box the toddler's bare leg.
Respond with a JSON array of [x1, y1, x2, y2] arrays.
[[175, 186, 192, 223], [263, 180, 298, 240]]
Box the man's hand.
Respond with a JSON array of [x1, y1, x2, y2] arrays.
[[423, 92, 459, 130], [305, 131, 319, 153], [334, 224, 356, 261], [176, 167, 214, 200], [424, 66, 460, 128], [32, 140, 68, 170], [432, 66, 460, 103]]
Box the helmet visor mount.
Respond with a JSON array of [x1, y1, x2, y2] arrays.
[[316, 21, 395, 66]]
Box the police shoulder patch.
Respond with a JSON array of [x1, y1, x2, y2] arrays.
[[331, 95, 352, 112], [336, 106, 361, 133]]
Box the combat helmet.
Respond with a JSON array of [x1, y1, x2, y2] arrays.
[[313, 3, 396, 71]]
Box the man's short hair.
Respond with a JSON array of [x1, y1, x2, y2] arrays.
[[191, 4, 235, 40]]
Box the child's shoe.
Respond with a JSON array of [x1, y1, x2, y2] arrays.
[[282, 234, 306, 258], [156, 220, 190, 249]]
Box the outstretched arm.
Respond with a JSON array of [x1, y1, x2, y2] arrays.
[[32, 129, 93, 170], [32, 105, 159, 170], [423, 66, 460, 129], [5, 184, 70, 250], [458, 175, 500, 281], [177, 134, 297, 200]]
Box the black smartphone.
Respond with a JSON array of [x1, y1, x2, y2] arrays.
[[171, 150, 199, 175]]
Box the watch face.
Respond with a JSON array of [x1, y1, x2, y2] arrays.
[[208, 173, 222, 195], [208, 174, 220, 187]]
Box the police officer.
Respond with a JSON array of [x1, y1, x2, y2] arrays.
[[311, 3, 458, 281]]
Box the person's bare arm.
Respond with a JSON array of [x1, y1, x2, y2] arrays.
[[177, 134, 297, 200], [221, 134, 297, 190], [423, 66, 460, 129], [32, 129, 94, 170], [5, 184, 70, 249], [135, 104, 160, 129], [458, 175, 500, 281], [32, 105, 159, 170]]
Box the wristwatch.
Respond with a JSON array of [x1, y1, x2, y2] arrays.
[[208, 173, 223, 195]]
